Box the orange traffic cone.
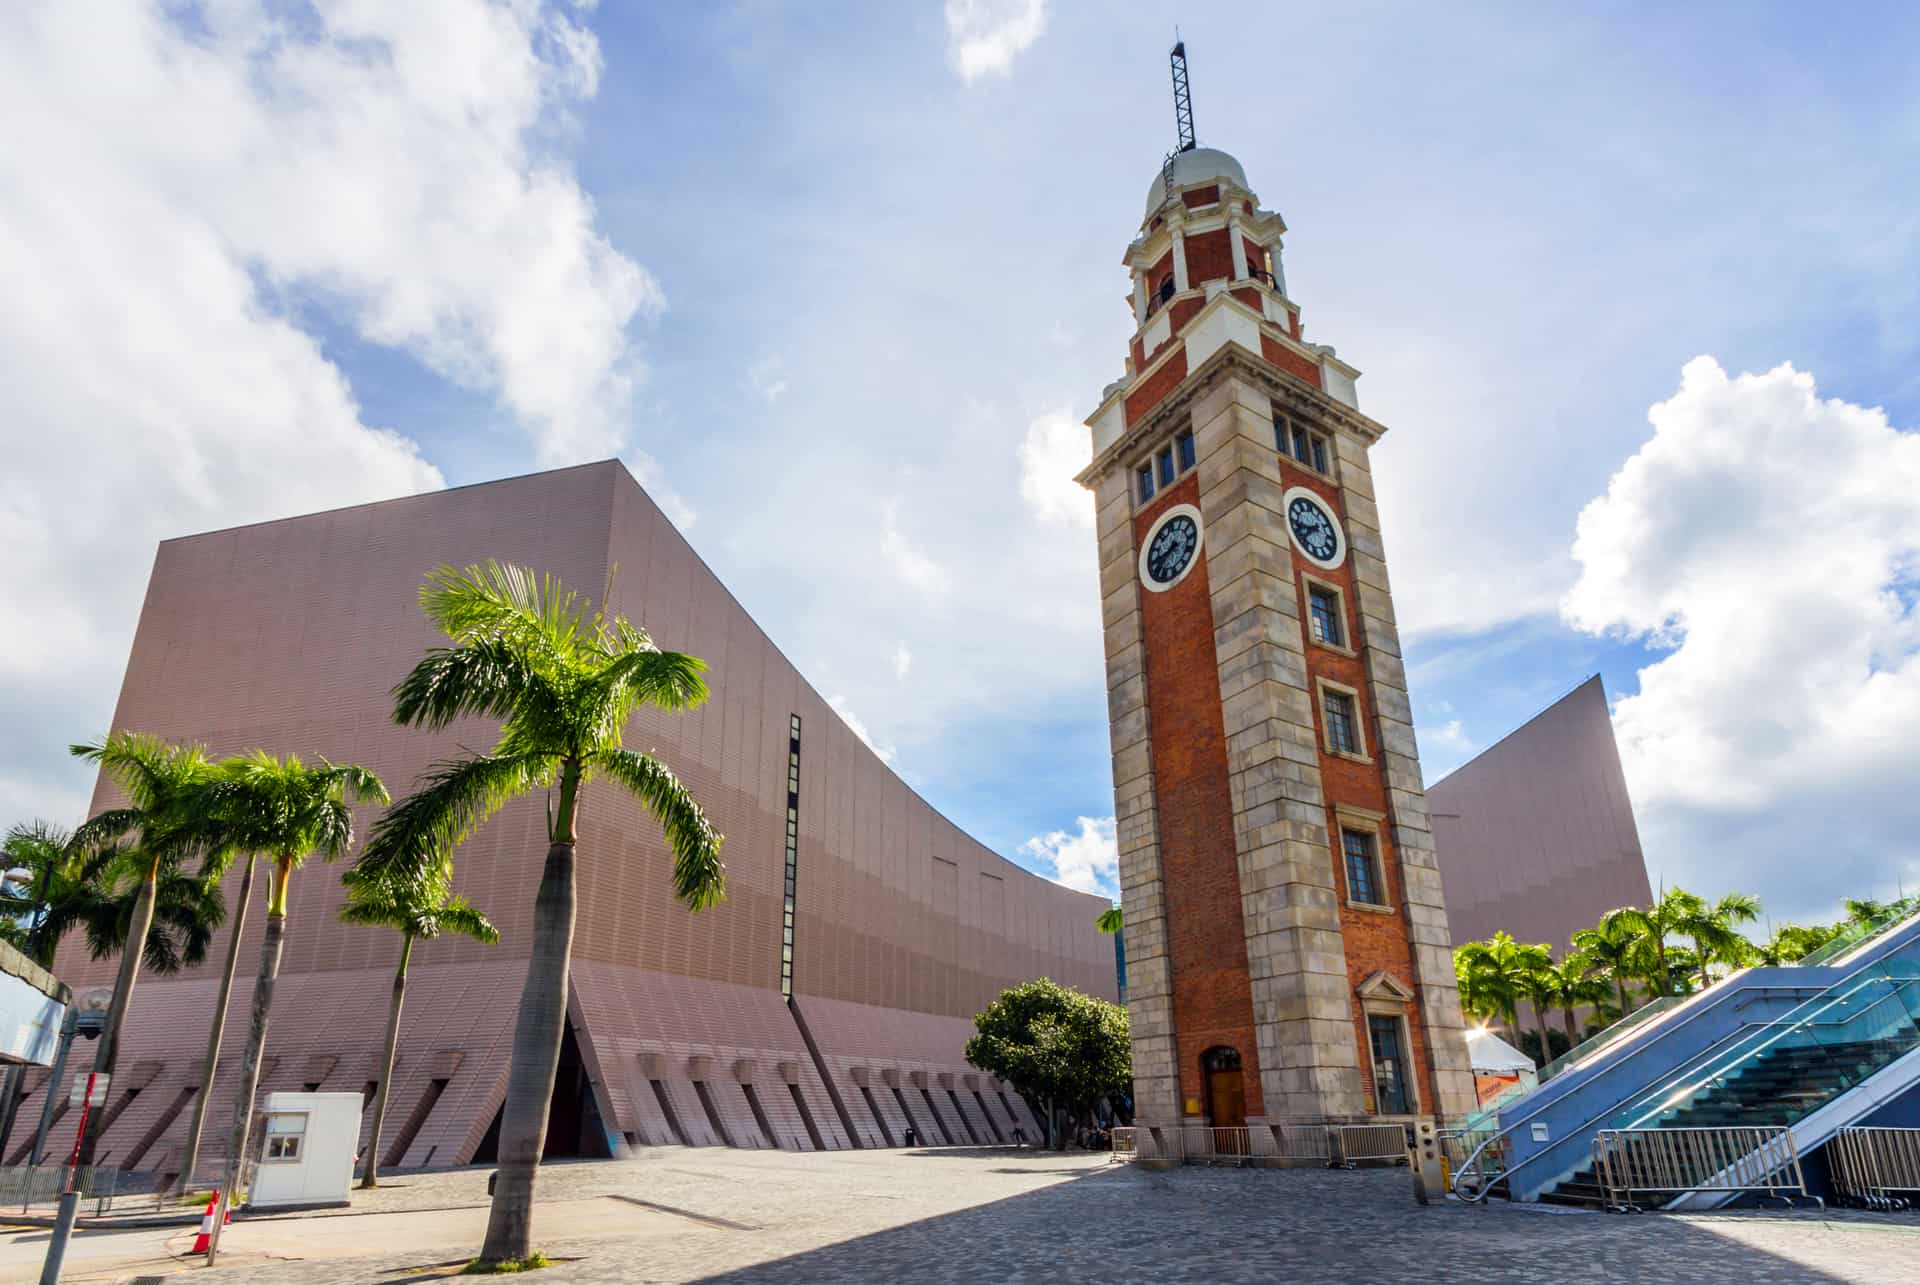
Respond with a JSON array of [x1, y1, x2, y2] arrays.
[[189, 1192, 218, 1254]]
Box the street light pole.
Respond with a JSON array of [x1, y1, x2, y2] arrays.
[[39, 1071, 103, 1285], [28, 1009, 78, 1167]]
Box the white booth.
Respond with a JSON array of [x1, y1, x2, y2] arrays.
[[1465, 1027, 1539, 1109], [249, 1091, 363, 1209]]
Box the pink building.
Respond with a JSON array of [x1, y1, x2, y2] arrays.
[[1428, 676, 1655, 955], [29, 461, 1113, 1174]]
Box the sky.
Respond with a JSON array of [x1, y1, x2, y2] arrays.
[[3, 0, 1919, 932]]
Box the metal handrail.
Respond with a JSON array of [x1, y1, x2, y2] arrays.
[[1540, 995, 1687, 1083], [1459, 971, 1920, 1202], [1451, 985, 1829, 1202]]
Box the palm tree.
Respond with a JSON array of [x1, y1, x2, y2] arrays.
[[1096, 904, 1122, 934], [67, 734, 226, 1162], [1569, 918, 1644, 1018], [1690, 892, 1761, 991], [173, 840, 262, 1191], [1540, 956, 1613, 1047], [1598, 887, 1728, 1001], [340, 864, 497, 1188], [0, 820, 221, 1150], [209, 750, 386, 1214], [356, 562, 725, 1269], [1455, 932, 1555, 1065]]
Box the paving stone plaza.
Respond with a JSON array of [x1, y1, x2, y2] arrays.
[[3, 1148, 1916, 1283]]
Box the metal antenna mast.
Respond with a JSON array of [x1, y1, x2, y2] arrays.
[[1161, 39, 1197, 206], [1170, 40, 1196, 153]]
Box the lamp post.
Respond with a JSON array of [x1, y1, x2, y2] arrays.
[[34, 990, 111, 1285]]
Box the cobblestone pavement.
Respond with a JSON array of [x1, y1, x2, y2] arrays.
[[12, 1147, 1920, 1283]]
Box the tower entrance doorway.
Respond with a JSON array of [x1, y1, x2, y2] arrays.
[[1202, 1046, 1246, 1152]]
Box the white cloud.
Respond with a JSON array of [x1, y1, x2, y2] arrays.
[[943, 0, 1047, 83], [827, 694, 896, 765], [0, 2, 651, 820], [748, 353, 790, 404], [1018, 410, 1094, 528], [880, 500, 951, 597], [1021, 816, 1117, 896], [892, 643, 913, 680], [1563, 357, 1920, 919]]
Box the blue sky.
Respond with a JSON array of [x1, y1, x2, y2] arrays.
[[4, 1, 1919, 929]]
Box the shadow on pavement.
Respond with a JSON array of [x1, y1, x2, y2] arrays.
[[692, 1164, 1858, 1284]]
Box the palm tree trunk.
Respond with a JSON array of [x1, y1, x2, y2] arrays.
[[222, 858, 291, 1208], [1616, 975, 1633, 1017], [1532, 1005, 1555, 1068], [361, 933, 414, 1189], [177, 854, 256, 1190], [1561, 1005, 1580, 1045], [478, 765, 580, 1268], [77, 863, 157, 1165]]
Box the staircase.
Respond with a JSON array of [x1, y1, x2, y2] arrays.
[[1540, 1034, 1920, 1208]]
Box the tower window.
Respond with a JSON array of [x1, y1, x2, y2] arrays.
[[1157, 447, 1175, 486], [1176, 430, 1196, 472], [1308, 585, 1344, 647], [1322, 686, 1361, 756], [1342, 829, 1384, 907], [1368, 1015, 1412, 1114], [1137, 465, 1155, 503], [1275, 416, 1331, 475]]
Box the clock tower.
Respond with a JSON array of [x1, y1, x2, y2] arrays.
[[1078, 98, 1477, 1142]]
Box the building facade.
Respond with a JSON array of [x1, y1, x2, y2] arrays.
[[1430, 675, 1655, 954], [1077, 146, 1477, 1133], [23, 462, 1115, 1175]]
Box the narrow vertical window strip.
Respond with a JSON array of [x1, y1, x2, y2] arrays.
[[782, 715, 802, 998]]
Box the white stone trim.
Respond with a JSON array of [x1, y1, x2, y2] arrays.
[[1281, 486, 1348, 570], [1138, 504, 1204, 594]]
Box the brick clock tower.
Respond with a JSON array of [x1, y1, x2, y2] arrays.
[[1077, 136, 1477, 1139]]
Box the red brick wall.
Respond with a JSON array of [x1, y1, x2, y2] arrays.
[[1133, 472, 1264, 1120], [1182, 229, 1234, 285], [1125, 349, 1187, 425], [1261, 335, 1323, 390], [1282, 462, 1438, 1114], [1181, 184, 1219, 209]]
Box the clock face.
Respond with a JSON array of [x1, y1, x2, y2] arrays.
[[1146, 515, 1198, 584], [1283, 488, 1347, 568], [1138, 506, 1203, 592]]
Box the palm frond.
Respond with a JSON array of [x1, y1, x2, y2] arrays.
[[419, 562, 588, 655], [69, 808, 145, 854], [357, 753, 547, 888], [594, 642, 710, 715], [433, 896, 500, 945], [391, 639, 560, 733], [589, 748, 726, 911]]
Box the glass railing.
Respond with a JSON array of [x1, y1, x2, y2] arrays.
[[1538, 995, 1686, 1084], [1537, 907, 1920, 1085], [1601, 956, 1920, 1137], [1798, 904, 1920, 968]]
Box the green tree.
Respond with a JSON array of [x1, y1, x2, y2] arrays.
[[1569, 918, 1644, 1018], [68, 734, 228, 1162], [1753, 922, 1841, 965], [209, 750, 386, 1218], [1539, 956, 1613, 1047], [1690, 892, 1761, 990], [356, 562, 725, 1270], [1096, 903, 1123, 935], [1454, 932, 1556, 1067], [1598, 887, 1734, 1000], [964, 978, 1129, 1149], [340, 864, 497, 1188]]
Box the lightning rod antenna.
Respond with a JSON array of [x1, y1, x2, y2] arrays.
[[1170, 40, 1197, 154]]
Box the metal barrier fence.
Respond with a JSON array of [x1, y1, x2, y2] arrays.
[[0, 1165, 120, 1216], [1830, 1127, 1920, 1210], [1331, 1124, 1409, 1169], [1591, 1127, 1817, 1212], [1110, 1122, 1405, 1169]]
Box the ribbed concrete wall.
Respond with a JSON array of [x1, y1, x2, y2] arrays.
[[42, 461, 1111, 1173]]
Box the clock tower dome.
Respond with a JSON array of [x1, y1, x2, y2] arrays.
[[1078, 67, 1477, 1143]]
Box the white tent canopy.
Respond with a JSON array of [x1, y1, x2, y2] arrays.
[[1466, 1026, 1535, 1074]]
